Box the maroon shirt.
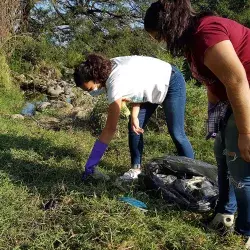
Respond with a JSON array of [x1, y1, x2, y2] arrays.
[[188, 16, 250, 100]]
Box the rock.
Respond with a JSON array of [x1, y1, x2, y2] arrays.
[[47, 85, 64, 97], [59, 81, 68, 87], [75, 110, 91, 120], [64, 86, 72, 95], [36, 102, 51, 111], [11, 114, 24, 120], [38, 117, 61, 131], [65, 103, 73, 110], [47, 79, 57, 86], [50, 100, 73, 109], [69, 92, 75, 98]]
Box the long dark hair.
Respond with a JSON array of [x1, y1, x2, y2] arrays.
[[144, 0, 215, 56], [74, 54, 112, 87]]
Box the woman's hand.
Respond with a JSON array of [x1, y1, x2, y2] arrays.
[[238, 134, 250, 162], [131, 116, 144, 135]]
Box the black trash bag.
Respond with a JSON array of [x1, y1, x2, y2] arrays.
[[140, 155, 219, 212]]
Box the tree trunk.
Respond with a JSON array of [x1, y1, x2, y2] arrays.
[[0, 0, 21, 42]]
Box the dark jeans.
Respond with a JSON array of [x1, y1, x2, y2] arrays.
[[214, 114, 250, 236], [128, 66, 194, 165]]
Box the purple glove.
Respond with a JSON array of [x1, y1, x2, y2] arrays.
[[82, 140, 108, 180]]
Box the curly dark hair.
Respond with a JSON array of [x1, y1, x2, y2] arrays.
[[74, 54, 112, 88], [144, 0, 215, 56]]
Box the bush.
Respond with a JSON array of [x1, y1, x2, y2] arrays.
[[0, 52, 11, 89], [0, 51, 24, 114], [5, 36, 64, 74]]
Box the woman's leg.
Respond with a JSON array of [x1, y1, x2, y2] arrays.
[[214, 131, 237, 215], [224, 114, 250, 236], [208, 130, 237, 233], [128, 102, 158, 166], [162, 66, 194, 158]]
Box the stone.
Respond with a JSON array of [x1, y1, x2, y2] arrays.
[[59, 81, 68, 87], [36, 102, 51, 111], [50, 100, 73, 109], [38, 117, 60, 131], [64, 86, 72, 95], [11, 114, 24, 120], [65, 103, 73, 110], [75, 110, 91, 120], [47, 85, 64, 97]]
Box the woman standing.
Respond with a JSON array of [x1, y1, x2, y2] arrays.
[[74, 54, 194, 181], [144, 0, 250, 247]]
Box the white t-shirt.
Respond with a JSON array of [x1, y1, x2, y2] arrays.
[[106, 56, 172, 104]]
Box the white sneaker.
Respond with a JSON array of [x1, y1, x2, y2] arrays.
[[208, 213, 234, 234], [119, 168, 141, 181], [245, 237, 250, 249]]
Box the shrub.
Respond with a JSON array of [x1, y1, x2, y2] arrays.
[[0, 51, 24, 114]]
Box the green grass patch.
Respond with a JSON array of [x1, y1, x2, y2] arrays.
[[0, 52, 24, 114], [0, 84, 245, 249]]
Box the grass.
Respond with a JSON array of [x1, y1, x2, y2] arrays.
[[0, 52, 24, 114], [0, 83, 246, 250]]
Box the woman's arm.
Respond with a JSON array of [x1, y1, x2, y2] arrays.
[[99, 98, 122, 144], [204, 40, 250, 161], [131, 103, 140, 119], [82, 99, 122, 179], [131, 103, 144, 135]]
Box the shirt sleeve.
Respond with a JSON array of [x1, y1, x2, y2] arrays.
[[106, 76, 125, 104], [195, 20, 230, 59]]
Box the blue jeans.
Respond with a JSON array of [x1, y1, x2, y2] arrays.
[[214, 114, 250, 236], [128, 66, 194, 165]]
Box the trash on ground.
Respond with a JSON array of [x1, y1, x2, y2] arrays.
[[140, 155, 218, 213], [21, 102, 36, 116], [119, 196, 148, 211]]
